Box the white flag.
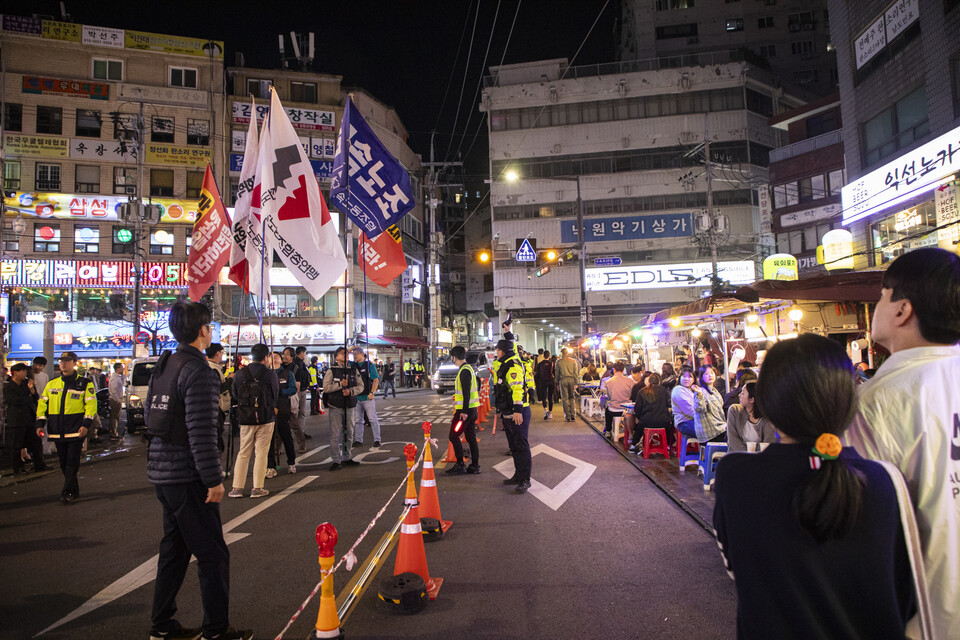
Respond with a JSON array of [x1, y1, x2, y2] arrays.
[[257, 88, 346, 299], [227, 99, 271, 299]]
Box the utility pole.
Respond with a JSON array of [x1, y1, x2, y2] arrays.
[[575, 176, 587, 338], [132, 94, 145, 358], [705, 117, 718, 293]]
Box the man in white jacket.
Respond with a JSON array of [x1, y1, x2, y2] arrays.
[[844, 247, 960, 640]]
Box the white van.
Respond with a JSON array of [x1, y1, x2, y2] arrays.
[[126, 356, 159, 429]]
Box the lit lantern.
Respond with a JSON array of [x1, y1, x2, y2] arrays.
[[820, 229, 854, 270]]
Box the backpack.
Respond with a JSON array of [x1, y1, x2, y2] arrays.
[[235, 369, 269, 425]]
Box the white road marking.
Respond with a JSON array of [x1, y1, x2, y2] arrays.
[[34, 475, 319, 637], [493, 443, 597, 511]]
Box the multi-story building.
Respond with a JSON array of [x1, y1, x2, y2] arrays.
[[480, 54, 804, 347], [617, 0, 837, 97], [827, 0, 960, 267], [0, 15, 225, 364], [768, 93, 846, 274]]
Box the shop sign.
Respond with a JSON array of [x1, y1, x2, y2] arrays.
[[2, 15, 41, 36], [125, 30, 224, 59], [117, 82, 209, 107], [893, 208, 922, 232], [3, 191, 199, 224], [220, 323, 346, 346], [146, 143, 212, 168], [81, 24, 124, 48], [384, 321, 403, 335], [854, 15, 886, 69], [584, 260, 754, 292], [779, 202, 841, 228], [1, 259, 188, 288], [884, 0, 919, 42], [820, 229, 855, 271], [935, 181, 960, 246], [10, 321, 184, 355], [40, 19, 80, 42], [437, 329, 453, 345], [561, 212, 693, 243], [70, 138, 138, 162], [757, 184, 772, 235], [228, 152, 332, 181], [797, 255, 824, 273], [762, 254, 798, 281], [3, 134, 69, 159], [231, 101, 335, 132], [22, 75, 109, 100], [843, 124, 960, 225]]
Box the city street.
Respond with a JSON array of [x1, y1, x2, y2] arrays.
[[0, 389, 736, 640]]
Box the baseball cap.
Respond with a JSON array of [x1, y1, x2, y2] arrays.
[[59, 351, 79, 361], [496, 339, 514, 353]]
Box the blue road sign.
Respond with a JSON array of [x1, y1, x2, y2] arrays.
[[593, 256, 622, 267], [515, 238, 537, 261]]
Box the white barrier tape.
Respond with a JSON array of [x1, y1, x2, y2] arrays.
[[274, 445, 426, 640], [401, 523, 422, 535], [420, 479, 436, 487]]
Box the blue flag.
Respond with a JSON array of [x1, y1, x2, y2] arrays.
[[331, 97, 415, 239]]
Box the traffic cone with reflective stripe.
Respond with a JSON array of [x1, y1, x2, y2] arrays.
[[312, 523, 344, 639], [394, 443, 442, 599], [419, 422, 452, 534]]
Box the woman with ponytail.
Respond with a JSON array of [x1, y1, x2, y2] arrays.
[[713, 334, 916, 639]]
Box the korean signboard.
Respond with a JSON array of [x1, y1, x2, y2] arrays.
[[3, 191, 200, 224], [146, 143, 212, 168], [40, 19, 80, 42], [82, 24, 124, 48], [1, 15, 41, 36], [220, 323, 346, 346], [935, 180, 960, 247], [231, 101, 335, 132], [762, 254, 798, 281], [780, 202, 841, 228], [22, 75, 109, 100], [841, 124, 960, 225], [229, 153, 332, 181], [560, 212, 693, 243], [4, 134, 69, 159], [1, 259, 189, 288], [584, 260, 755, 292], [70, 138, 138, 162], [125, 30, 224, 58], [10, 322, 180, 357], [854, 0, 918, 69]]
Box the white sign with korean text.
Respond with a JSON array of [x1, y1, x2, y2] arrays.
[[231, 129, 245, 152], [231, 101, 335, 132], [585, 260, 755, 292], [935, 181, 960, 246], [780, 202, 842, 228], [842, 124, 960, 225], [69, 138, 137, 162], [884, 0, 919, 42], [82, 24, 124, 48], [855, 15, 886, 69]]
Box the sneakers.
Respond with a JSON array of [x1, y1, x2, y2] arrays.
[[200, 627, 253, 640], [150, 623, 201, 640], [227, 489, 243, 498], [445, 462, 466, 475], [265, 468, 277, 479], [466, 464, 481, 474], [373, 440, 381, 448], [287, 465, 297, 474], [515, 479, 531, 493], [341, 459, 360, 467], [250, 488, 269, 499], [544, 411, 552, 420]]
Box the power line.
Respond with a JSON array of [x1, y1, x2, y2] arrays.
[[442, 0, 482, 162]]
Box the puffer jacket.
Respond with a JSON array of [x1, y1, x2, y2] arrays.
[[3, 379, 37, 428], [146, 344, 223, 487]]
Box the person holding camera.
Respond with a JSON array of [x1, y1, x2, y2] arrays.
[[322, 347, 364, 471]]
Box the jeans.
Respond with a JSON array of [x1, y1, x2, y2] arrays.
[[54, 438, 83, 497], [380, 379, 396, 398], [152, 481, 229, 636], [449, 408, 479, 466], [502, 406, 532, 482], [353, 398, 381, 443], [558, 378, 578, 419], [232, 422, 274, 490]]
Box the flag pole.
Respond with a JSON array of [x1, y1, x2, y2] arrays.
[[341, 95, 354, 457]]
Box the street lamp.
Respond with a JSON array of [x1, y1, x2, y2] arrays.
[[504, 170, 587, 338]]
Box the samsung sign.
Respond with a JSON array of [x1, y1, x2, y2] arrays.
[[842, 124, 960, 225], [585, 261, 755, 292]]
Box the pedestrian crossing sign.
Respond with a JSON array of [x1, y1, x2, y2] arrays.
[[515, 238, 536, 261]]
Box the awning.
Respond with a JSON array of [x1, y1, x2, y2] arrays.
[[354, 334, 392, 347], [381, 336, 429, 349], [733, 270, 884, 303]]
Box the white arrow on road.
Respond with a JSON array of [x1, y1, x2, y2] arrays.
[[493, 443, 597, 511], [34, 475, 319, 637]]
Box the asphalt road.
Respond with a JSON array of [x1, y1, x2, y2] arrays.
[[0, 390, 737, 640]]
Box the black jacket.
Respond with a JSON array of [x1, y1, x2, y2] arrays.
[[232, 362, 280, 424], [3, 378, 37, 429], [146, 344, 223, 487]]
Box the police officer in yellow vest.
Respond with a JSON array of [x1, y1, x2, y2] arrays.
[[493, 333, 533, 493], [35, 351, 97, 503], [445, 346, 481, 475], [519, 347, 537, 404]]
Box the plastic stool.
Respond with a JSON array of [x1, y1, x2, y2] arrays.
[[700, 442, 728, 491], [642, 428, 670, 459], [583, 397, 601, 418], [678, 434, 700, 471], [610, 416, 624, 443]]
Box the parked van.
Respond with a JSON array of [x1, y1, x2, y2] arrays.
[[126, 356, 159, 429]]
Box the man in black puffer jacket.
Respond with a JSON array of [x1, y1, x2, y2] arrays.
[[145, 301, 252, 640]]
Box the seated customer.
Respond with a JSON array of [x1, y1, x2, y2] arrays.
[[692, 365, 726, 443], [723, 368, 757, 415], [621, 366, 646, 448], [601, 362, 633, 438], [713, 334, 916, 639], [725, 381, 775, 452], [670, 366, 696, 440], [630, 372, 673, 455]]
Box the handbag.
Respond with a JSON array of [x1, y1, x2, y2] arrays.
[[875, 460, 935, 640]]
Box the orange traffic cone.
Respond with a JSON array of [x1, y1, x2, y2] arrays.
[[419, 422, 452, 533], [311, 523, 343, 639], [394, 443, 442, 599], [442, 440, 458, 463], [476, 380, 488, 429]]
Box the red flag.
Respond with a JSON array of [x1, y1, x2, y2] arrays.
[[187, 165, 233, 302], [359, 224, 407, 287]]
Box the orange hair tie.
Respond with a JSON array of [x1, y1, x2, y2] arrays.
[[812, 433, 842, 461]]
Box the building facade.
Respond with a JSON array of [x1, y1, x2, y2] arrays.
[[829, 0, 960, 268], [480, 55, 804, 347]]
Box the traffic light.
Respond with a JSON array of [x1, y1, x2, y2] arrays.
[[535, 265, 550, 277], [544, 249, 557, 261], [475, 250, 491, 263]]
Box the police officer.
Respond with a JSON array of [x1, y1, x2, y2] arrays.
[[309, 356, 321, 414], [519, 347, 537, 405], [403, 359, 412, 387], [35, 351, 97, 503], [445, 346, 480, 475], [493, 336, 532, 493]]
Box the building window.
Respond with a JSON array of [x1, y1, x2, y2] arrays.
[[36, 106, 62, 134], [229, 178, 239, 204], [759, 44, 776, 58], [798, 174, 826, 203], [4, 160, 21, 190], [4, 103, 22, 131], [114, 167, 137, 195], [247, 78, 272, 99], [400, 213, 423, 242], [169, 66, 198, 89], [791, 41, 814, 59], [828, 169, 844, 196], [185, 233, 192, 256], [862, 86, 929, 167], [34, 222, 60, 252], [186, 171, 203, 199], [773, 182, 799, 209], [2, 221, 20, 252], [74, 225, 100, 253], [726, 18, 744, 32], [150, 228, 175, 255], [290, 81, 318, 103], [75, 165, 100, 193], [806, 110, 839, 137], [36, 163, 61, 191], [745, 89, 774, 117], [187, 119, 209, 145], [75, 109, 101, 137], [655, 0, 694, 8], [788, 11, 816, 32], [152, 116, 175, 143], [113, 225, 135, 253], [757, 16, 774, 28], [92, 58, 123, 81], [793, 70, 820, 85], [150, 169, 175, 197], [655, 23, 698, 39]]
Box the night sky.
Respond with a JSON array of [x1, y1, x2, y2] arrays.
[[4, 0, 617, 173]]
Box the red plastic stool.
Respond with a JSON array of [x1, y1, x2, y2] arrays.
[[642, 428, 670, 459]]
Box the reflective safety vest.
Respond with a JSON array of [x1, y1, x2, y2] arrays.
[[309, 366, 318, 386], [495, 353, 529, 410], [36, 373, 97, 439], [404, 362, 411, 372], [523, 357, 535, 390], [453, 363, 480, 410]]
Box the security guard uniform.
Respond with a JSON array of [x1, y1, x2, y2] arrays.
[[495, 347, 532, 490], [36, 367, 97, 501], [403, 361, 411, 387], [448, 362, 480, 471], [522, 353, 537, 404]]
